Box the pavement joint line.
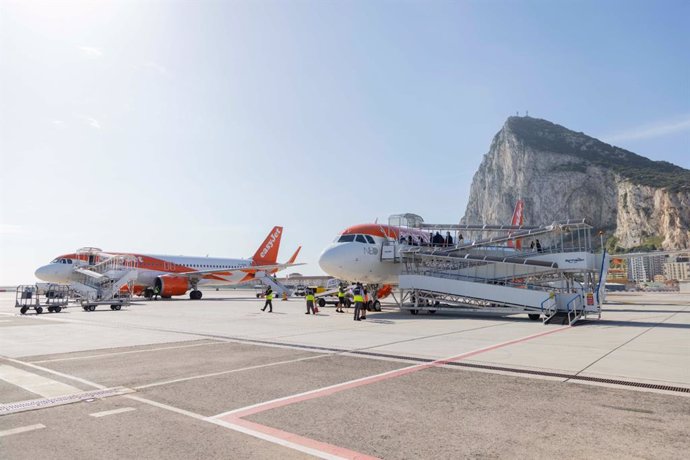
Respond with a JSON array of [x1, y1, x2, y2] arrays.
[[134, 353, 332, 390], [31, 340, 230, 364], [568, 304, 690, 381], [213, 325, 572, 420], [89, 407, 137, 418], [0, 423, 46, 437]]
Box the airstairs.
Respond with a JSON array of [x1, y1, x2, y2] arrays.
[[69, 248, 138, 310], [384, 215, 607, 325], [255, 273, 292, 296]]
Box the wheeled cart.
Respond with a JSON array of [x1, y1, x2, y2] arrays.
[[15, 284, 71, 315]]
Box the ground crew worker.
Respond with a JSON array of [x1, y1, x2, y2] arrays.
[[261, 286, 273, 312], [305, 289, 316, 314], [153, 285, 160, 300], [336, 285, 346, 313], [361, 287, 368, 320], [353, 283, 364, 321]]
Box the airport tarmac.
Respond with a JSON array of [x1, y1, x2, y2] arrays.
[[1, 290, 689, 459]]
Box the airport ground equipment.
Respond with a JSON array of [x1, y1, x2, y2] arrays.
[[69, 248, 136, 311], [254, 273, 293, 297], [15, 284, 71, 314], [382, 215, 607, 325]]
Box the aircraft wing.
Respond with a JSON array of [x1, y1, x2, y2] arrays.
[[173, 262, 305, 279]]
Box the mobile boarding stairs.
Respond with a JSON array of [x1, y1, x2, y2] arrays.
[[68, 248, 138, 311], [383, 215, 608, 326]]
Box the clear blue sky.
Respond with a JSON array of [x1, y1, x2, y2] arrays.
[[1, 0, 688, 285]]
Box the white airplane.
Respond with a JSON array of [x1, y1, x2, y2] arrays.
[[317, 201, 526, 301], [35, 226, 301, 300]]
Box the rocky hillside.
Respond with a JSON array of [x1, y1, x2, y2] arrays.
[[462, 117, 690, 251]]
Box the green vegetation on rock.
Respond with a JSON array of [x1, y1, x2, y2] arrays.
[[506, 117, 690, 192]]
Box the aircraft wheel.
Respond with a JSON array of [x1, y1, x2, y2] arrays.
[[318, 298, 326, 308], [373, 300, 381, 312], [20, 306, 28, 315], [528, 314, 541, 321], [35, 306, 43, 314], [196, 291, 202, 300], [144, 288, 154, 299], [88, 305, 96, 312]]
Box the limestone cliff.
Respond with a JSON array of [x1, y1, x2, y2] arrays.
[[462, 117, 690, 250]]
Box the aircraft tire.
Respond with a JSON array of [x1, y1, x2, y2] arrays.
[[373, 300, 381, 312], [197, 291, 202, 300], [20, 306, 28, 315], [528, 314, 541, 321], [36, 306, 43, 315]]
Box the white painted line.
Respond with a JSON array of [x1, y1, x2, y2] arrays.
[[0, 364, 81, 398], [0, 357, 106, 390], [125, 395, 207, 420], [0, 320, 12, 323], [134, 354, 328, 389], [0, 424, 46, 437], [32, 341, 228, 364], [89, 407, 136, 418]]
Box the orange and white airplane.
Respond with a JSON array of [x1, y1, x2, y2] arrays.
[[35, 226, 301, 300], [318, 201, 525, 298]]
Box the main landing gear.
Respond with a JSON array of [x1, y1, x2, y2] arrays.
[[190, 290, 203, 300]]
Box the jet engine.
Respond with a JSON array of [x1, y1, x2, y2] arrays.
[[155, 275, 189, 298]]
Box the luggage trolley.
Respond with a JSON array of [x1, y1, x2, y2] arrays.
[[15, 284, 71, 315]]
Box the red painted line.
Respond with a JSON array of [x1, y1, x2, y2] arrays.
[[227, 417, 380, 460], [219, 325, 570, 420]]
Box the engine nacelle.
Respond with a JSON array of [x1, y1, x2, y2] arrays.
[[155, 276, 189, 298]]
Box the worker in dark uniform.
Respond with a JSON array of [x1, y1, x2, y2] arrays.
[[336, 285, 346, 313], [153, 285, 160, 300], [352, 283, 364, 321], [305, 288, 316, 314], [261, 286, 273, 312]]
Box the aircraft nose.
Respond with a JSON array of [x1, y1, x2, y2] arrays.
[[318, 244, 350, 277], [34, 265, 52, 281]]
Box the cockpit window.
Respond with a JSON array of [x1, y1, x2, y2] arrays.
[[355, 235, 367, 243], [337, 235, 355, 243], [364, 235, 375, 244], [51, 258, 59, 263]]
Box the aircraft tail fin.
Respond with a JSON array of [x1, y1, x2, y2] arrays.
[[507, 199, 525, 249], [252, 226, 283, 265], [287, 246, 301, 264]]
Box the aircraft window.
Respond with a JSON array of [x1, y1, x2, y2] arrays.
[[364, 235, 375, 244], [355, 235, 367, 243], [338, 235, 355, 243], [51, 258, 59, 263], [67, 259, 73, 264]]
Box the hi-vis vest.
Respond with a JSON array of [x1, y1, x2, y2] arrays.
[[306, 293, 315, 301], [353, 288, 363, 303], [337, 289, 345, 298], [266, 291, 273, 300]]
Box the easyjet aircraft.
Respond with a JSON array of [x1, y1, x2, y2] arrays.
[[35, 226, 301, 300], [318, 201, 525, 300]]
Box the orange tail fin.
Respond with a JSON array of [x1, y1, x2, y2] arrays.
[[287, 246, 301, 264], [508, 199, 525, 249], [252, 226, 283, 265]]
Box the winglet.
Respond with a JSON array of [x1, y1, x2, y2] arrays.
[[287, 246, 301, 264], [252, 226, 283, 265]]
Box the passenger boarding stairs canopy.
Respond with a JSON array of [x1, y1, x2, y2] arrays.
[[386, 216, 606, 325], [70, 248, 138, 302]]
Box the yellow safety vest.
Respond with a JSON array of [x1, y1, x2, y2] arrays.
[[306, 294, 314, 301], [337, 291, 344, 298], [266, 292, 273, 300], [353, 294, 363, 302]]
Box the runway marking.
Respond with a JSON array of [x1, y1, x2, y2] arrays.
[[124, 395, 207, 420], [0, 357, 107, 390], [214, 325, 571, 420], [210, 417, 377, 460], [0, 364, 81, 398], [134, 353, 330, 389], [0, 424, 46, 437], [89, 407, 136, 418], [31, 340, 229, 364]]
